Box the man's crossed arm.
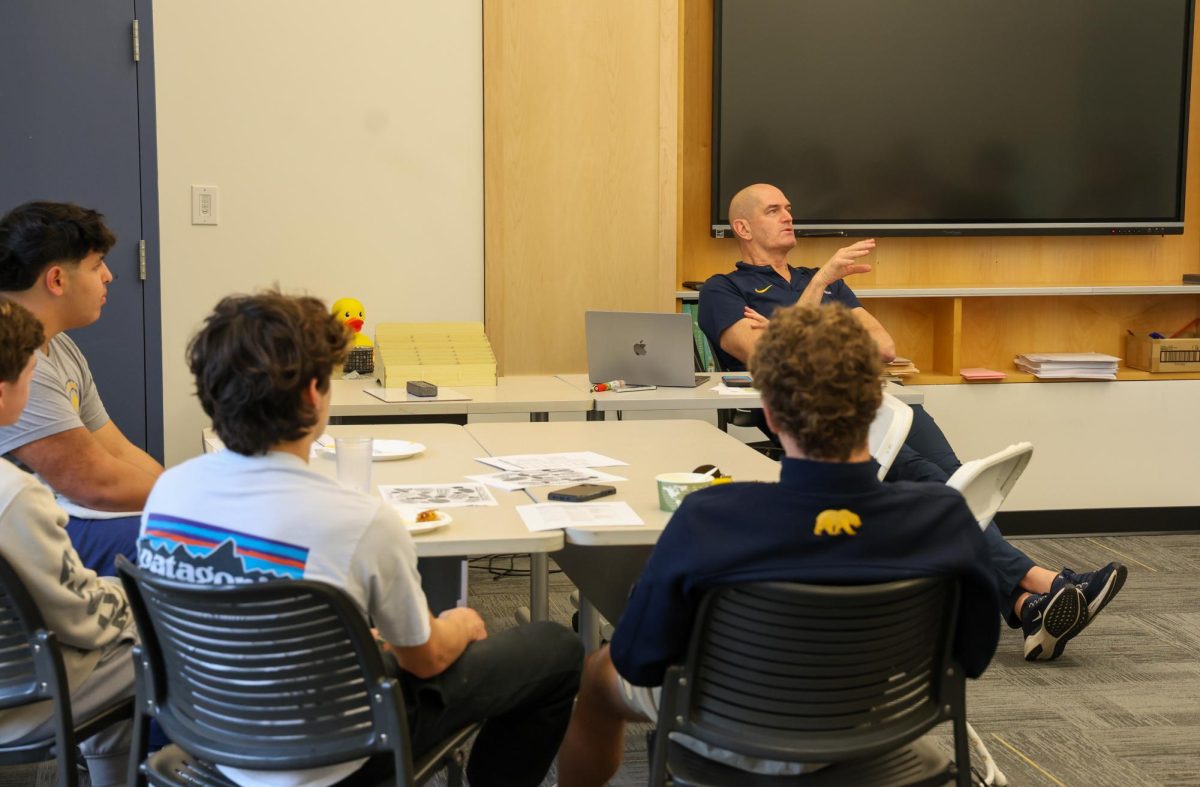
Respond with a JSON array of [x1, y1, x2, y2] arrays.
[[718, 240, 897, 365]]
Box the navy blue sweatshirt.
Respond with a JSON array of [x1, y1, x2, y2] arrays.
[[610, 457, 1000, 686]]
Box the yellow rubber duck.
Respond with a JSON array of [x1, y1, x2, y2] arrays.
[[331, 297, 374, 347]]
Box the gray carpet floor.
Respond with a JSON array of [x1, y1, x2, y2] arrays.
[[6, 533, 1196, 786], [468, 534, 1200, 787]]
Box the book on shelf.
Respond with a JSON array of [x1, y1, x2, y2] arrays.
[[882, 356, 920, 380], [960, 367, 1007, 381]]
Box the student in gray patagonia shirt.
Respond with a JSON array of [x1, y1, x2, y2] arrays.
[[141, 290, 583, 787]]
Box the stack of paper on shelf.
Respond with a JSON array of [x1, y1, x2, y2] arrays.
[[881, 356, 920, 382], [1013, 352, 1119, 380], [374, 322, 497, 387]]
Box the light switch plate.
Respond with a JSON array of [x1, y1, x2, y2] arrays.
[[191, 185, 219, 225]]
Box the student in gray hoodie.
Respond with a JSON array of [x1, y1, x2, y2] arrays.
[[0, 299, 135, 787]]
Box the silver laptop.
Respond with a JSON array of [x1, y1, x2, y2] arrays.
[[585, 311, 709, 387]]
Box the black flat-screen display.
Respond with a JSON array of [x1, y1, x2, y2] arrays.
[[713, 0, 1194, 236]]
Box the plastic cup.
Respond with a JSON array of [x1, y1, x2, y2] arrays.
[[335, 437, 373, 493], [656, 472, 712, 512]]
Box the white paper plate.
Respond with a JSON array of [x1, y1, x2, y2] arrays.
[[370, 440, 426, 461], [405, 511, 452, 534], [316, 439, 426, 461]]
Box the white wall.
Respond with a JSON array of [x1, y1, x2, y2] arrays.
[[908, 380, 1200, 511], [154, 2, 483, 466]]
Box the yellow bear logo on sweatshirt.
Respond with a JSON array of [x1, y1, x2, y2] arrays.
[[813, 509, 862, 536]]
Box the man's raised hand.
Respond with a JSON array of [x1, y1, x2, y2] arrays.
[[819, 239, 875, 284]]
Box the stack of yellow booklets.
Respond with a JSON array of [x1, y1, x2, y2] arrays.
[[374, 322, 497, 388]]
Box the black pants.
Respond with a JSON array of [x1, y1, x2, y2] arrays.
[[352, 621, 583, 787]]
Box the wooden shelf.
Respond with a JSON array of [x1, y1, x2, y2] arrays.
[[681, 288, 1199, 381], [677, 284, 1200, 301], [905, 368, 1200, 385]]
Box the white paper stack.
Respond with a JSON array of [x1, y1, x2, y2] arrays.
[[1014, 352, 1119, 380]]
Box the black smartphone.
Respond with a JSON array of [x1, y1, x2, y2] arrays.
[[721, 374, 753, 388], [547, 483, 617, 502]]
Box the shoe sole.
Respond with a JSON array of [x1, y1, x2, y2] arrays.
[[1066, 562, 1128, 643], [1024, 586, 1088, 662], [1086, 562, 1128, 620]]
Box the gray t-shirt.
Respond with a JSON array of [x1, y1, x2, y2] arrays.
[[0, 333, 109, 457]]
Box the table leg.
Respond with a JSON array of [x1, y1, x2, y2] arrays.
[[579, 596, 602, 653], [529, 552, 550, 622]]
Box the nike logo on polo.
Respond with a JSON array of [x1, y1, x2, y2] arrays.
[[754, 285, 772, 294]]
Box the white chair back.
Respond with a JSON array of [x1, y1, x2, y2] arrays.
[[868, 392, 914, 480], [201, 427, 223, 454], [945, 442, 1034, 529]]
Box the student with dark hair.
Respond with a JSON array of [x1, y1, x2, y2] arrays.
[[557, 303, 1012, 786], [0, 300, 136, 787], [0, 201, 163, 574], [140, 290, 583, 787]]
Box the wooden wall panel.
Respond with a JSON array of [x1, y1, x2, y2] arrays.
[[484, 0, 678, 374]]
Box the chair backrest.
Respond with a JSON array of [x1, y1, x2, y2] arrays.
[[0, 551, 87, 787], [200, 427, 222, 454], [0, 552, 57, 711], [945, 442, 1034, 528], [115, 556, 412, 776], [658, 578, 963, 765], [868, 391, 914, 480]]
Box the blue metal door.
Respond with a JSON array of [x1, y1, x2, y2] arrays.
[[0, 0, 158, 453]]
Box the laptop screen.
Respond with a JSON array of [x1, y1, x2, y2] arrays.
[[585, 311, 705, 387]]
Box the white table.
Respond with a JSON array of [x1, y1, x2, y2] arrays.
[[557, 374, 923, 418], [329, 376, 594, 423], [317, 424, 563, 620], [467, 419, 780, 544], [557, 373, 756, 416], [467, 419, 782, 648]]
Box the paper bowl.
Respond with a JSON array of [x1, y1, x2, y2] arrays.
[[656, 472, 712, 512]]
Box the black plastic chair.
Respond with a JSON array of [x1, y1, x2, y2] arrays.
[[648, 578, 971, 786], [694, 331, 783, 459], [115, 556, 477, 787], [0, 552, 133, 787]]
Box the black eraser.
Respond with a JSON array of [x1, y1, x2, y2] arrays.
[[406, 380, 438, 397]]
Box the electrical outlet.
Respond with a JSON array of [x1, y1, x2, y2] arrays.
[[191, 185, 219, 225]]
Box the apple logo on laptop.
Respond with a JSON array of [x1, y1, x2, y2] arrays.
[[633, 339, 647, 356]]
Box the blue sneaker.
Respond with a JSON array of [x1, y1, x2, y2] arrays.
[[1021, 583, 1087, 661], [1059, 562, 1127, 621]]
